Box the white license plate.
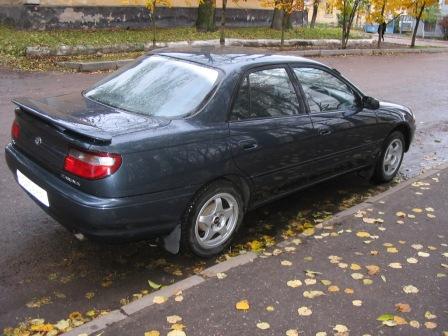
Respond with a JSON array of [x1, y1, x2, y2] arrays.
[[17, 170, 50, 207]]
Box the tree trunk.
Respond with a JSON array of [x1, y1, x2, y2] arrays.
[[310, 1, 319, 28], [410, 4, 425, 47], [341, 0, 360, 49], [377, 0, 386, 48], [271, 3, 283, 30], [220, 0, 227, 45], [341, 0, 347, 48], [196, 0, 216, 32], [281, 13, 286, 49], [152, 3, 157, 47]]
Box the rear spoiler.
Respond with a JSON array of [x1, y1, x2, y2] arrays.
[[12, 98, 112, 144]]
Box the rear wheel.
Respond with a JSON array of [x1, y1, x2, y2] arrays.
[[372, 131, 405, 183], [181, 181, 244, 257]]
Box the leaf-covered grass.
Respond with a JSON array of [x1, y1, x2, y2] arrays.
[[0, 25, 368, 58]]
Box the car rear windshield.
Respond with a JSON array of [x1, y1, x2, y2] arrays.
[[85, 55, 219, 118]]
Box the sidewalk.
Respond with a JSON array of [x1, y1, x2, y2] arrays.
[[74, 167, 448, 336], [383, 34, 448, 48]]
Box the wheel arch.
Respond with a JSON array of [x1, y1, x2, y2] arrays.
[[389, 123, 412, 152]]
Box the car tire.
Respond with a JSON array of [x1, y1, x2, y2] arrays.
[[181, 180, 245, 258], [372, 131, 405, 183]]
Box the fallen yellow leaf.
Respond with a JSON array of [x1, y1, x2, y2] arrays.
[[166, 315, 182, 324], [257, 322, 270, 330], [144, 331, 160, 336], [236, 299, 250, 311], [297, 306, 312, 316]]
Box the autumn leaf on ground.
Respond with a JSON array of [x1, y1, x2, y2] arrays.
[[328, 285, 340, 292], [333, 324, 348, 333], [425, 311, 437, 319], [352, 300, 362, 306], [167, 315, 182, 324], [356, 231, 370, 238], [153, 296, 167, 304], [387, 247, 399, 253], [145, 331, 160, 336], [281, 260, 293, 266], [396, 211, 406, 218], [304, 278, 317, 285], [407, 257, 418, 264], [395, 303, 411, 312], [256, 322, 270, 330], [350, 263, 361, 270], [235, 299, 249, 311], [366, 265, 380, 275], [389, 262, 402, 269], [85, 292, 95, 300], [409, 320, 420, 328], [297, 306, 312, 316], [286, 329, 299, 336], [148, 280, 162, 289], [351, 273, 364, 280], [302, 228, 315, 236], [425, 321, 437, 329], [403, 285, 419, 294], [167, 330, 186, 336], [303, 290, 325, 298], [287, 280, 302, 288], [394, 316, 407, 325], [418, 251, 430, 257], [216, 272, 227, 279]]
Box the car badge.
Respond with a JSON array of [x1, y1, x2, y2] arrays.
[[34, 136, 42, 145]]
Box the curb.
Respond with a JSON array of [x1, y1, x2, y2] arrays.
[[27, 38, 375, 57], [62, 162, 448, 336], [57, 47, 448, 72]]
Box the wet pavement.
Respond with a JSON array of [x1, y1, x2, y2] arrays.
[[1, 52, 447, 331]]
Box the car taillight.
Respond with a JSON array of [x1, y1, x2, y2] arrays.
[[11, 121, 20, 140], [64, 148, 122, 180]]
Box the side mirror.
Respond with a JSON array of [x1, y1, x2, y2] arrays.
[[362, 96, 380, 110]]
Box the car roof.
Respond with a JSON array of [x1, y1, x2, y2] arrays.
[[152, 47, 325, 73]]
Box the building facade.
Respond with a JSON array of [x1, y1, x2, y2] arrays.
[[0, 0, 307, 30]]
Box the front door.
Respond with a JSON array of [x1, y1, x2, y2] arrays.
[[292, 66, 379, 180], [228, 66, 316, 203]]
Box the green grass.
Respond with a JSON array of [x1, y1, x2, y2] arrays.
[[0, 25, 368, 58]]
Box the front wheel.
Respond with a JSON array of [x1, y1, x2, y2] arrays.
[[181, 181, 244, 258], [372, 131, 405, 183]]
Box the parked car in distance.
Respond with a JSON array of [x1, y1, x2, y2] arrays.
[[5, 49, 416, 257]]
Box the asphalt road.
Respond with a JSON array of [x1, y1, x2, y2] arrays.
[[1, 52, 447, 330]]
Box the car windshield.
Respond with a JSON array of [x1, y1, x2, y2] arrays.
[[85, 55, 219, 118]]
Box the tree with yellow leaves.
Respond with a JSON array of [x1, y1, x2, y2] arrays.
[[404, 0, 439, 47], [329, 0, 364, 48], [146, 0, 172, 47], [261, 0, 305, 47], [368, 0, 403, 47]]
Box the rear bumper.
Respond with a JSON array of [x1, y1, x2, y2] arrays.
[[5, 143, 195, 241]]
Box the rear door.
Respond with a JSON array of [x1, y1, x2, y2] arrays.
[[291, 65, 379, 179], [228, 66, 316, 203]]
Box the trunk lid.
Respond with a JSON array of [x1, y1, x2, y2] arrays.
[[12, 93, 168, 177]]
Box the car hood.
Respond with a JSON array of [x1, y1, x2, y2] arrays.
[[14, 93, 170, 140]]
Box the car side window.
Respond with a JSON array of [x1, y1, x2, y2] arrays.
[[231, 68, 302, 121], [293, 67, 358, 114]]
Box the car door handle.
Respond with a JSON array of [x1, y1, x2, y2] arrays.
[[318, 129, 332, 136], [239, 140, 258, 151]]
